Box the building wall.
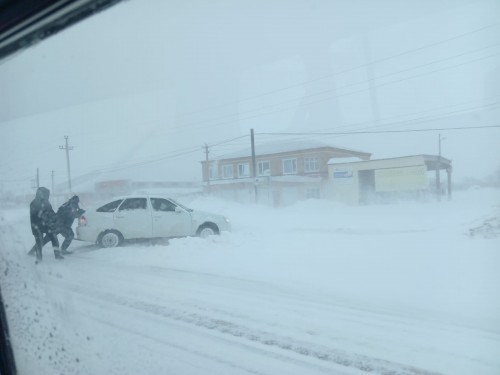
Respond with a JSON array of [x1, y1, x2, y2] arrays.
[[203, 147, 369, 182], [202, 146, 370, 205], [205, 177, 326, 206], [328, 164, 360, 205]]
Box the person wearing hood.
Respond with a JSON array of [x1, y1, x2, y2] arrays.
[[30, 187, 63, 263], [55, 195, 85, 254], [28, 195, 85, 256]]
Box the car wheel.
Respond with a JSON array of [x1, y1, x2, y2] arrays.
[[197, 223, 219, 238], [99, 230, 123, 248]]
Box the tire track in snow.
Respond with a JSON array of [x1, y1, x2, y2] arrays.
[[67, 256, 473, 346], [57, 281, 443, 375], [82, 311, 293, 375]]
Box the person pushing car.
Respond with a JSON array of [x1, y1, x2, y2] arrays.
[[30, 187, 62, 263], [28, 194, 85, 258]]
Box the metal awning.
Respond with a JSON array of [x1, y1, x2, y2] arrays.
[[422, 154, 452, 171]]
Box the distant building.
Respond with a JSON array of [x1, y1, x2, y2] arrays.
[[201, 140, 371, 206]]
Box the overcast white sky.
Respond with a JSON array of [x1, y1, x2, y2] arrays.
[[1, 0, 499, 193]]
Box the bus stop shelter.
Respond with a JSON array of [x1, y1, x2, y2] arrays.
[[328, 155, 452, 205]]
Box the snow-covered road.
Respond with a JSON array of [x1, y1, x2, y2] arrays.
[[1, 189, 499, 375]]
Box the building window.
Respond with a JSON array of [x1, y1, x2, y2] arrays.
[[282, 158, 297, 174], [238, 163, 250, 178], [258, 161, 271, 176], [304, 156, 320, 172], [306, 188, 320, 199], [222, 164, 234, 179], [208, 163, 218, 180]]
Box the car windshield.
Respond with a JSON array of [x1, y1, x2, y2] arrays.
[[1, 2, 499, 375], [169, 198, 193, 212]]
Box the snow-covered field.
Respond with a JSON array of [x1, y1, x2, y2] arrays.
[[1, 188, 499, 375]]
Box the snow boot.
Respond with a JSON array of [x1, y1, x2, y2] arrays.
[[54, 249, 64, 260], [61, 249, 72, 255], [35, 247, 42, 263]]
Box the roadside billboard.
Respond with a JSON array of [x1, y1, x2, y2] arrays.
[[375, 165, 427, 192]]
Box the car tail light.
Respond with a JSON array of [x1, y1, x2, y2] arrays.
[[79, 215, 87, 226]]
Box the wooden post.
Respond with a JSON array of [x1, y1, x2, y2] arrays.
[[251, 128, 258, 203]]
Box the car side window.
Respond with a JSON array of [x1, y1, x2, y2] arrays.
[[151, 198, 176, 212], [96, 199, 123, 212], [119, 198, 148, 211]]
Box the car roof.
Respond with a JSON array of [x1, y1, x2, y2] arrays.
[[108, 195, 174, 200], [90, 195, 176, 209]]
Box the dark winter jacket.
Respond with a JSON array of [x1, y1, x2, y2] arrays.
[[30, 187, 57, 235], [56, 195, 85, 229]]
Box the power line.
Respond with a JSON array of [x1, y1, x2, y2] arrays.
[[2, 137, 247, 185], [9, 23, 490, 147], [85, 146, 203, 175], [5, 95, 498, 183], [301, 51, 496, 109], [173, 22, 500, 118], [208, 135, 249, 148], [251, 101, 500, 148], [206, 123, 500, 162], [259, 125, 500, 137], [236, 52, 500, 128], [189, 42, 500, 128], [315, 43, 500, 100], [318, 100, 500, 135], [92, 135, 252, 174], [3, 124, 498, 186], [152, 50, 500, 137]]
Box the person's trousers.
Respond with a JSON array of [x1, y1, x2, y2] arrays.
[[32, 229, 59, 260]]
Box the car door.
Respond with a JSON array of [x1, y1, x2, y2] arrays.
[[114, 197, 153, 239], [150, 197, 192, 238]]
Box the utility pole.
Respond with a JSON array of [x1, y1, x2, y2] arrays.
[[436, 133, 445, 201], [50, 170, 55, 205], [205, 144, 210, 194], [59, 136, 73, 193], [251, 128, 258, 203]]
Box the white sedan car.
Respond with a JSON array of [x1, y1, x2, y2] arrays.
[[76, 195, 231, 247]]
